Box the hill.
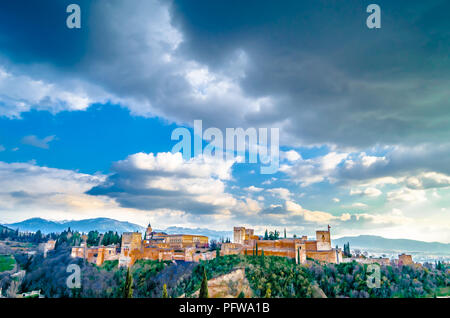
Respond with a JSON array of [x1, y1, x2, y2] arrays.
[[333, 235, 450, 255]]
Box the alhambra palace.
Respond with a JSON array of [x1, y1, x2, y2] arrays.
[[71, 224, 414, 267]]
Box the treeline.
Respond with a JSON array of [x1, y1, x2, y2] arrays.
[[1, 226, 121, 249], [0, 228, 57, 244]]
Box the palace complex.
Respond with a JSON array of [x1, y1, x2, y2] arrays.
[[71, 223, 413, 267]]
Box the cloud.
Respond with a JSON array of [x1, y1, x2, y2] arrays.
[[350, 187, 382, 198], [267, 187, 292, 201], [0, 160, 231, 229], [351, 202, 369, 209], [281, 150, 301, 162], [21, 135, 56, 149], [387, 188, 427, 203], [1, 0, 448, 151], [244, 186, 264, 192], [0, 160, 126, 223], [0, 67, 110, 118], [280, 152, 348, 186], [87, 152, 252, 216], [406, 172, 450, 190]]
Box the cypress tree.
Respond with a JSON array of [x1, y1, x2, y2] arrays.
[[255, 242, 258, 256], [162, 284, 168, 298], [199, 267, 209, 298], [123, 268, 133, 298]]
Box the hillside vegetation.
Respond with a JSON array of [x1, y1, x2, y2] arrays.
[[5, 246, 449, 298]]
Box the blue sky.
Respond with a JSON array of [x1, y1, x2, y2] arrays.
[[0, 0, 449, 242]]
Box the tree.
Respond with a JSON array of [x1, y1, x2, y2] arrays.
[[264, 230, 269, 240], [123, 268, 133, 298], [162, 284, 168, 298], [216, 247, 220, 259], [238, 291, 245, 298], [343, 242, 351, 257], [255, 242, 258, 256], [284, 228, 287, 239], [199, 267, 209, 298]]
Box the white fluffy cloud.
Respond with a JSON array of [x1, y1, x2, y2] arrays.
[[244, 186, 264, 192], [0, 161, 136, 223], [280, 152, 348, 186], [281, 150, 301, 162], [0, 67, 110, 118]]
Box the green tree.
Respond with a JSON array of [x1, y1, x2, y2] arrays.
[[264, 230, 269, 240], [238, 291, 245, 298], [284, 228, 286, 239], [162, 283, 168, 298], [199, 267, 209, 298]]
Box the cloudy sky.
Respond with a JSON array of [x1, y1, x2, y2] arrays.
[[0, 0, 449, 242]]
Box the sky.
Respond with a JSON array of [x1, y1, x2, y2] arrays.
[[0, 0, 449, 242]]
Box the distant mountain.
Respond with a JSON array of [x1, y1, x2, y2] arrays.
[[333, 235, 450, 255], [163, 226, 232, 242], [2, 218, 232, 241], [4, 218, 145, 234]]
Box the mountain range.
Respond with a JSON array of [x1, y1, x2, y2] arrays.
[[3, 218, 232, 241], [333, 235, 450, 255], [4, 218, 145, 235]]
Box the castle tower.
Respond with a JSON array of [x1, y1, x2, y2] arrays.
[[316, 225, 332, 251], [234, 227, 246, 244], [145, 222, 153, 240]]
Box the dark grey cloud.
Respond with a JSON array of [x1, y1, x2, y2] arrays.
[[1, 0, 449, 157], [171, 0, 450, 147]]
